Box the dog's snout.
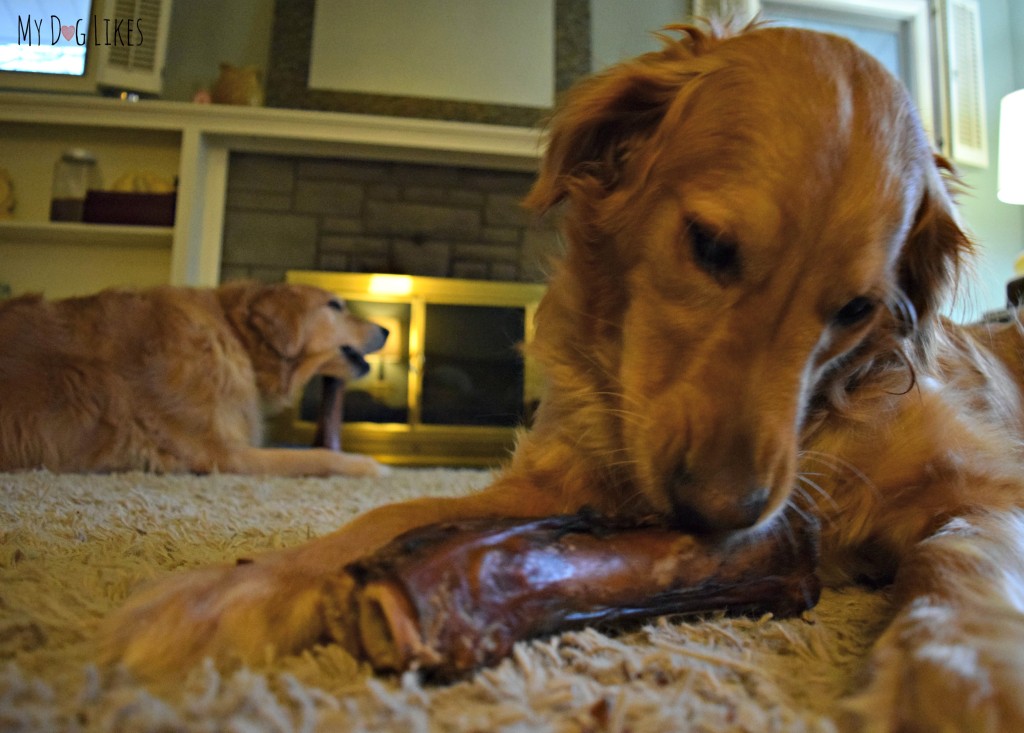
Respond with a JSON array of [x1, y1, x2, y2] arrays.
[[370, 324, 389, 353], [666, 468, 770, 533]]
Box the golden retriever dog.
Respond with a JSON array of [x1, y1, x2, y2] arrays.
[[0, 281, 388, 477], [101, 24, 1024, 730]]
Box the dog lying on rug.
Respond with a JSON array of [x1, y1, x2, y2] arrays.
[[101, 23, 1024, 731], [0, 281, 388, 477]]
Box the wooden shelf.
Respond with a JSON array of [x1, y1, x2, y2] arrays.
[[0, 220, 173, 248]]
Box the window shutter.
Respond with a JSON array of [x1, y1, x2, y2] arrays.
[[946, 0, 988, 168], [95, 0, 173, 95]]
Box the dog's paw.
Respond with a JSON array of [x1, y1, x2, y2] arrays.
[[341, 451, 391, 478], [100, 552, 336, 680], [844, 600, 1024, 733]]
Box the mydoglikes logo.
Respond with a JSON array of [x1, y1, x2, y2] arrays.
[[0, 2, 147, 76], [16, 13, 145, 47]]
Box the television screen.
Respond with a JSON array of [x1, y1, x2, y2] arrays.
[[0, 0, 92, 76]]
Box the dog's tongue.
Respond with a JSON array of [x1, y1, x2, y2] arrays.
[[342, 346, 371, 377]]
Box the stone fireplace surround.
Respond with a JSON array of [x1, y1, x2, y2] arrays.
[[188, 103, 560, 288], [221, 153, 557, 285]]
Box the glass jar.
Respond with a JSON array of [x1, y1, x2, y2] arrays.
[[50, 149, 100, 222]]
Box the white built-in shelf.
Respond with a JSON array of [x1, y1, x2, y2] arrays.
[[0, 91, 544, 288], [0, 220, 174, 248]]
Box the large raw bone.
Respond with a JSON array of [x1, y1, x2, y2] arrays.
[[344, 511, 821, 678], [313, 375, 344, 451]]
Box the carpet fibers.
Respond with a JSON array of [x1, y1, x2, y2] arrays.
[[0, 468, 892, 732]]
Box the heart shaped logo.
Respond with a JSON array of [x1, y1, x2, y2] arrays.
[[60, 25, 74, 41]]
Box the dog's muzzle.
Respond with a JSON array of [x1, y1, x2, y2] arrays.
[[341, 346, 371, 378], [665, 465, 770, 533], [340, 325, 390, 379]]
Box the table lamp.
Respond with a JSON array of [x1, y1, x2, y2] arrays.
[[999, 89, 1024, 205]]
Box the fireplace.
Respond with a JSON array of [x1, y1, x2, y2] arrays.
[[270, 270, 546, 466], [214, 130, 559, 466]]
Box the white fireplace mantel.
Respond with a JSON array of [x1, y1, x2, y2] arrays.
[[0, 91, 545, 287]]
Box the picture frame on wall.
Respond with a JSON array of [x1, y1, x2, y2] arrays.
[[264, 0, 590, 127]]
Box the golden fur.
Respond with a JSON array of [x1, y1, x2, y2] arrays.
[[101, 25, 1024, 730], [0, 281, 387, 477]]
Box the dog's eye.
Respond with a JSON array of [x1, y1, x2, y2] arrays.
[[327, 299, 344, 312], [833, 296, 877, 328], [688, 220, 739, 279]]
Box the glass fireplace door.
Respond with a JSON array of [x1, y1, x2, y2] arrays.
[[344, 300, 413, 424], [420, 304, 527, 427], [285, 270, 546, 466]]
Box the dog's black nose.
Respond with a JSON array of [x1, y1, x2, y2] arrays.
[[373, 326, 390, 353], [667, 471, 769, 533]]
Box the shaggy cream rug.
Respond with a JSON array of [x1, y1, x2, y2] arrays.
[[0, 468, 892, 732]]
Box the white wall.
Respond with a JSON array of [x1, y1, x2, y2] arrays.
[[1006, 0, 1024, 260], [590, 0, 690, 71], [1011, 0, 1024, 86], [161, 0, 275, 102]]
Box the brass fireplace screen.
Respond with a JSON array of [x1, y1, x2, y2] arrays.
[[271, 271, 547, 467]]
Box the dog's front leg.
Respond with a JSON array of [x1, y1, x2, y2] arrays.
[[219, 446, 390, 477], [846, 509, 1024, 733], [101, 475, 569, 680]]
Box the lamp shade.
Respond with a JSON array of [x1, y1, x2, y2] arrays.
[[998, 89, 1024, 204]]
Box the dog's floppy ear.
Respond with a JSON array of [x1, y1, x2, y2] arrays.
[[524, 25, 717, 214], [248, 286, 306, 359], [897, 155, 974, 328]]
